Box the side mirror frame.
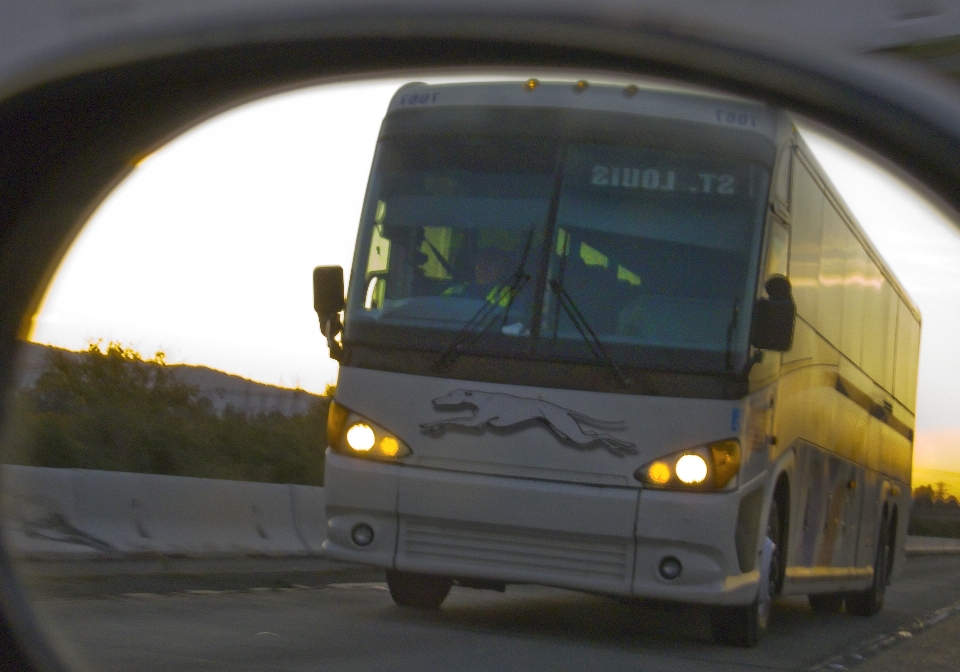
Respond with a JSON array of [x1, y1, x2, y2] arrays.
[[313, 266, 345, 361], [751, 274, 796, 352]]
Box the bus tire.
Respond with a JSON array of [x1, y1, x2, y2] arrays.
[[711, 500, 781, 647], [845, 516, 890, 617], [385, 570, 453, 610], [808, 593, 844, 613]]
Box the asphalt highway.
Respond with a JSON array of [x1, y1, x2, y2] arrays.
[[17, 554, 960, 672]]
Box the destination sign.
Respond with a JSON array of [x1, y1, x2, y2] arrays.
[[590, 165, 737, 195]]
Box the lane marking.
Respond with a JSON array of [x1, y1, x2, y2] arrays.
[[326, 582, 388, 591], [809, 599, 960, 671]]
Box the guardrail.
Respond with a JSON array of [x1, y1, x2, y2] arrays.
[[1, 465, 325, 559]]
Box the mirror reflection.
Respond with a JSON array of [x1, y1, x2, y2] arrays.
[[4, 72, 960, 671]]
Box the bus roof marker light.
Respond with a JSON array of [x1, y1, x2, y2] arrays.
[[346, 423, 376, 452], [525, 79, 539, 91], [574, 80, 588, 93], [623, 85, 639, 98], [676, 454, 708, 484]]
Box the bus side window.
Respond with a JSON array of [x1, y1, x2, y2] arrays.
[[764, 218, 789, 283], [366, 221, 391, 278], [419, 226, 455, 280]]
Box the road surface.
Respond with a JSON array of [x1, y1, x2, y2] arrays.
[[15, 554, 960, 672]]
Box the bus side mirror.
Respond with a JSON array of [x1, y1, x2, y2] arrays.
[[751, 274, 795, 352], [313, 266, 345, 361], [313, 266, 345, 315]]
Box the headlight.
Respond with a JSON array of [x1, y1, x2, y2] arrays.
[[635, 439, 740, 490], [675, 454, 708, 484], [328, 401, 412, 459], [345, 423, 376, 451]]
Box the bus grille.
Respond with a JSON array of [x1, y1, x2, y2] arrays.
[[400, 519, 631, 582]]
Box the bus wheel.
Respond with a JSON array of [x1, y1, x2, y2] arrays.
[[846, 517, 890, 617], [808, 593, 844, 613], [711, 500, 780, 647], [386, 570, 453, 610]]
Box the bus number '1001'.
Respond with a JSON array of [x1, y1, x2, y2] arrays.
[[591, 166, 736, 195], [398, 92, 441, 105], [715, 109, 757, 127]]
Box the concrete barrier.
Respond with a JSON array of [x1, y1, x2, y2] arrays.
[[905, 535, 960, 555], [290, 484, 327, 553], [134, 474, 256, 555], [223, 479, 306, 555], [127, 473, 320, 556], [1, 464, 102, 559], [1, 465, 327, 559], [72, 469, 151, 554]]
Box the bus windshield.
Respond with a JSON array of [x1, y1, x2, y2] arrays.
[[345, 123, 770, 375], [543, 143, 769, 366]]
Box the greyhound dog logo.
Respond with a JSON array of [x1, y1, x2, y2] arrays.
[[420, 389, 637, 457]]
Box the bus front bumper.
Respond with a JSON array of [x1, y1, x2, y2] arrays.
[[630, 487, 762, 606], [322, 450, 762, 606]]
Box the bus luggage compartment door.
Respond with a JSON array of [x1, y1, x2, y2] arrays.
[[396, 466, 639, 595]]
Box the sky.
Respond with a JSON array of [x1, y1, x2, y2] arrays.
[[25, 74, 960, 492]]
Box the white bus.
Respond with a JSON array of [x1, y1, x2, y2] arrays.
[[312, 80, 920, 646]]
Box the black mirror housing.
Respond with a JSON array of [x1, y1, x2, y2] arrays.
[[313, 266, 345, 316], [313, 266, 345, 362], [751, 275, 796, 352]]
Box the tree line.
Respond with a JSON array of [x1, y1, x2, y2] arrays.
[[909, 482, 960, 539], [3, 343, 329, 486]]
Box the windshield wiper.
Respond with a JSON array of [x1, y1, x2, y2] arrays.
[[433, 230, 534, 371], [548, 278, 632, 388]]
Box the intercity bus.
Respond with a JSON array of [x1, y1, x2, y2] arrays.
[[311, 80, 920, 646]]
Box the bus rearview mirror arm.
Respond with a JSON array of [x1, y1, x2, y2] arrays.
[[313, 266, 346, 362], [750, 274, 796, 352]]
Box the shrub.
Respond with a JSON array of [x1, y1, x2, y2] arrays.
[[6, 342, 329, 486]]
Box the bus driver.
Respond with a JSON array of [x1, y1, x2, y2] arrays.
[[442, 245, 530, 335]]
